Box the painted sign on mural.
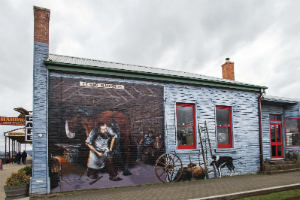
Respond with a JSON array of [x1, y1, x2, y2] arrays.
[[48, 74, 165, 192]]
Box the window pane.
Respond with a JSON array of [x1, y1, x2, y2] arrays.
[[177, 126, 193, 145], [286, 132, 299, 146], [271, 146, 276, 157], [276, 125, 281, 142], [271, 126, 275, 142], [286, 119, 300, 146], [286, 120, 299, 133], [270, 115, 281, 121], [177, 106, 193, 125], [217, 127, 229, 144], [293, 134, 299, 146], [216, 108, 229, 126], [278, 145, 282, 156]]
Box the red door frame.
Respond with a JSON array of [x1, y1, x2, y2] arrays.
[[176, 103, 196, 149], [269, 122, 283, 159]]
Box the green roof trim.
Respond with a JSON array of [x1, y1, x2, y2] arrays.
[[45, 60, 267, 92]]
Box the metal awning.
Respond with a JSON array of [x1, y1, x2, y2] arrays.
[[4, 128, 32, 144], [262, 95, 300, 106]]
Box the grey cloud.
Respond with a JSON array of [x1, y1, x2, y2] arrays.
[[0, 0, 299, 116]]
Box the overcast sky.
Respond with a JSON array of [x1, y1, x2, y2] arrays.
[[0, 0, 299, 150]]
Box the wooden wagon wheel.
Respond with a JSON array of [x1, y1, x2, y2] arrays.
[[154, 153, 183, 183]]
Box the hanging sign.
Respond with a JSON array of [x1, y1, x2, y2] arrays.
[[25, 115, 33, 141], [0, 116, 25, 126]]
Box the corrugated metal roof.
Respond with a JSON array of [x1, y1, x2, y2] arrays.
[[46, 54, 267, 90], [263, 95, 300, 104]]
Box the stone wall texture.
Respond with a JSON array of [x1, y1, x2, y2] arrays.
[[31, 41, 50, 194]]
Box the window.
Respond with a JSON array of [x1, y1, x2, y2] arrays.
[[176, 103, 196, 149], [285, 118, 300, 146], [270, 114, 282, 122], [216, 106, 233, 148]]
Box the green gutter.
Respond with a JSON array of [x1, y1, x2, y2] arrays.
[[45, 61, 267, 92]]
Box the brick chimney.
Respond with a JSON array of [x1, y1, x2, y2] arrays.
[[222, 58, 235, 81], [34, 6, 50, 44]]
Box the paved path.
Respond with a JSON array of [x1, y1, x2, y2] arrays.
[[0, 158, 31, 200], [32, 171, 300, 200]]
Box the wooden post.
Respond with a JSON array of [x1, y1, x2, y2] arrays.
[[4, 136, 7, 162], [8, 138, 11, 160], [12, 139, 14, 158]]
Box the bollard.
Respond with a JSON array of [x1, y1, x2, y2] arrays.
[[0, 159, 3, 170]]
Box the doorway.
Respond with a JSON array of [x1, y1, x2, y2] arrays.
[[270, 120, 283, 159], [270, 114, 283, 159]]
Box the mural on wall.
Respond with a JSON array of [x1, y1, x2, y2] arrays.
[[48, 75, 165, 192]]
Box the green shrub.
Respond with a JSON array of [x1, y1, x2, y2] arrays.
[[18, 166, 32, 177], [5, 171, 30, 186]]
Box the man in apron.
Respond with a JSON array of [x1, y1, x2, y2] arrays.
[[85, 122, 122, 181]]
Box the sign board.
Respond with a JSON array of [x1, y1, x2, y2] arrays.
[[0, 116, 25, 126], [25, 115, 33, 141], [7, 132, 25, 136]]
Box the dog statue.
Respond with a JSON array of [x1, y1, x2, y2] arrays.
[[210, 155, 236, 177]]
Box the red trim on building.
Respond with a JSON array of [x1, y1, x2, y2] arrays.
[[269, 122, 283, 159], [285, 118, 300, 147], [269, 115, 283, 159], [176, 103, 196, 149], [216, 106, 233, 148]]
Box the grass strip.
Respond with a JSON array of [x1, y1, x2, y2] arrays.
[[236, 189, 300, 200]]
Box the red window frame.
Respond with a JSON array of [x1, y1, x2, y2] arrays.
[[176, 103, 196, 149], [285, 118, 300, 147], [216, 106, 233, 148]]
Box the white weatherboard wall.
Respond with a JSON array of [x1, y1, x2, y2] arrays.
[[164, 84, 261, 175]]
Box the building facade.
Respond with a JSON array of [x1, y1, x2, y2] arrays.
[[30, 6, 300, 194]]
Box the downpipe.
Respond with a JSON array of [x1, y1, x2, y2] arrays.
[[258, 91, 264, 172]]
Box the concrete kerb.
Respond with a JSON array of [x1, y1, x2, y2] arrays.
[[189, 183, 300, 200]]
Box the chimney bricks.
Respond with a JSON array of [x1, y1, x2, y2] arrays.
[[222, 58, 235, 81], [34, 6, 50, 44]]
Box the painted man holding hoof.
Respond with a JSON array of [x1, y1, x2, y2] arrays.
[[85, 122, 122, 181]]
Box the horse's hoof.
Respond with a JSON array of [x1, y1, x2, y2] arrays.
[[110, 177, 122, 181], [123, 170, 132, 176]]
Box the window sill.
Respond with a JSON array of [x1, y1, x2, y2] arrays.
[[175, 149, 199, 154], [214, 148, 236, 153]]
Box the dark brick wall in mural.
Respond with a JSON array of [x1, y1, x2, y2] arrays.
[[48, 74, 165, 193]]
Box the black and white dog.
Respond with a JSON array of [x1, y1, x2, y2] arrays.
[[210, 155, 238, 177]]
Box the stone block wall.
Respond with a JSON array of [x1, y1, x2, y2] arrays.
[[31, 41, 50, 194]]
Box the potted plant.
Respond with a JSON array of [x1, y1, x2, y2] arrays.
[[4, 166, 31, 199]]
